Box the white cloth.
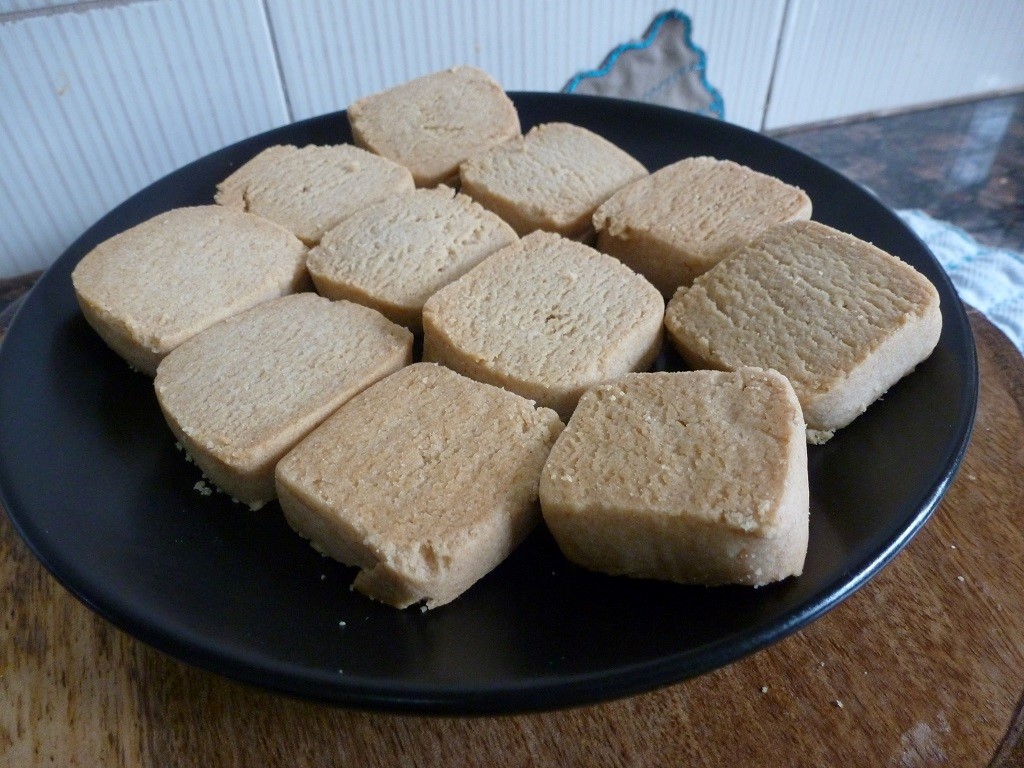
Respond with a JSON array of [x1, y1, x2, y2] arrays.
[[898, 209, 1024, 351]]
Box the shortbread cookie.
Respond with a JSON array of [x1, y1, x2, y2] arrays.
[[459, 122, 647, 239], [276, 363, 564, 609], [664, 220, 942, 443], [154, 293, 412, 507], [593, 156, 812, 295], [540, 369, 809, 587], [307, 186, 517, 331], [422, 231, 664, 420], [214, 144, 414, 245], [71, 206, 309, 376], [347, 66, 520, 187]]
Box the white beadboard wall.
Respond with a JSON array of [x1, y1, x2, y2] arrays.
[[765, 0, 1024, 130], [1, 0, 1022, 278], [0, 0, 288, 276], [264, 0, 784, 130]]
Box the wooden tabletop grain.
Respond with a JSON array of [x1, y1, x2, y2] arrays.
[[2, 307, 1022, 767]]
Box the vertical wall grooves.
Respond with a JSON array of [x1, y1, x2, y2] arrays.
[[0, 0, 289, 276], [260, 0, 785, 128], [760, 0, 794, 132], [1, 0, 1021, 277], [765, 0, 1024, 129]]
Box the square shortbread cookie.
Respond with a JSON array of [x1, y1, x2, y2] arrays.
[[347, 66, 520, 187], [664, 220, 942, 443], [306, 186, 517, 332], [154, 293, 412, 507], [275, 363, 564, 609], [459, 122, 647, 239], [71, 206, 309, 376], [539, 369, 809, 587], [592, 156, 812, 296], [215, 144, 414, 246], [422, 230, 665, 420]]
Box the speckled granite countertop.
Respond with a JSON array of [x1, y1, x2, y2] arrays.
[[775, 92, 1023, 253]]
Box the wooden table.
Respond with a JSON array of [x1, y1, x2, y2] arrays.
[[2, 307, 1022, 767]]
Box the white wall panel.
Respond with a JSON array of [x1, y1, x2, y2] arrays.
[[766, 0, 1024, 129], [0, 0, 288, 277], [3, 0, 1023, 278], [264, 0, 786, 131]]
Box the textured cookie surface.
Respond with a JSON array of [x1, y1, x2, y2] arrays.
[[154, 293, 412, 506], [275, 363, 564, 609], [459, 122, 647, 239], [214, 144, 414, 245], [307, 186, 517, 331], [422, 231, 665, 420], [540, 369, 809, 586], [71, 206, 308, 376], [664, 220, 942, 442], [347, 66, 520, 187], [593, 156, 812, 295]]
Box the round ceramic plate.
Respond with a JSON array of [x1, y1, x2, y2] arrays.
[[0, 93, 977, 714]]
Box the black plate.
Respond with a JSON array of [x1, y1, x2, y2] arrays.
[[0, 93, 977, 714]]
